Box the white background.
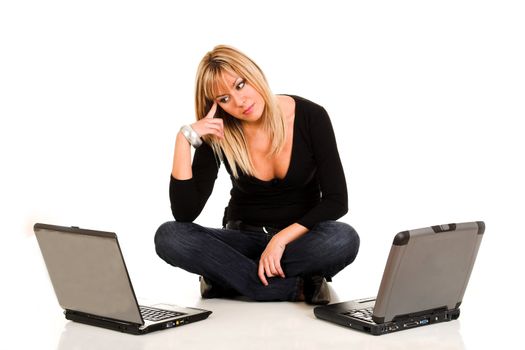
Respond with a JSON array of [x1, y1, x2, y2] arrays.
[[1, 1, 524, 349]]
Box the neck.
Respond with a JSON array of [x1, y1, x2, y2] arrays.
[[242, 118, 265, 138]]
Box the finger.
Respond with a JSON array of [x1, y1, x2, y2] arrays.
[[264, 242, 285, 278], [274, 260, 285, 278], [205, 126, 224, 139], [265, 261, 276, 278], [268, 259, 278, 277], [204, 122, 223, 133], [192, 119, 223, 139], [204, 117, 223, 126], [275, 260, 285, 278], [211, 130, 224, 139], [205, 102, 217, 119], [258, 262, 268, 286]]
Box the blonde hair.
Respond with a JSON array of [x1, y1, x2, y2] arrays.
[[195, 45, 286, 178]]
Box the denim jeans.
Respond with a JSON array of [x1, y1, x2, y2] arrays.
[[154, 220, 360, 301]]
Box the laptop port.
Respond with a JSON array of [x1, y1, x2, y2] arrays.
[[403, 321, 420, 328], [165, 321, 175, 328], [387, 325, 399, 332]]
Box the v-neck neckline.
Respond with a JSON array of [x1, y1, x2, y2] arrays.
[[249, 95, 298, 185]]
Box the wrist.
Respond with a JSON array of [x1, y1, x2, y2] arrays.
[[274, 223, 309, 247], [176, 130, 192, 150], [271, 234, 287, 249], [180, 125, 202, 148]]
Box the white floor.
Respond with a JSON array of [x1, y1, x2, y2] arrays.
[[4, 228, 523, 350], [23, 299, 470, 350]]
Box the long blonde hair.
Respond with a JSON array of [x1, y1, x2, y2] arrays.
[[195, 45, 286, 178]]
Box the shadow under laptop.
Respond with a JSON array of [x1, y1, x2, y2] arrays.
[[56, 319, 209, 350], [313, 320, 466, 349], [54, 302, 313, 350], [324, 286, 466, 349], [376, 321, 464, 349]]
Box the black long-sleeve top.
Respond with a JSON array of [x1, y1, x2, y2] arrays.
[[169, 95, 348, 230]]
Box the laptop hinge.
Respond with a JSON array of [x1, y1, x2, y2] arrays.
[[65, 309, 142, 327], [392, 306, 448, 321]]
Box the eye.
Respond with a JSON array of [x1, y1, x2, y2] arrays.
[[218, 96, 230, 104], [236, 80, 245, 90]]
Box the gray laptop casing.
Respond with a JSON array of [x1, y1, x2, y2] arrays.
[[34, 223, 211, 334], [314, 221, 484, 335], [373, 221, 484, 323]]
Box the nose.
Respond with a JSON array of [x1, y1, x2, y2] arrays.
[[232, 92, 245, 107]]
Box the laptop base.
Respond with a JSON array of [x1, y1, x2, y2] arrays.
[[314, 300, 460, 336], [65, 308, 212, 335]]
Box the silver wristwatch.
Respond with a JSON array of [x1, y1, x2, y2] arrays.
[[180, 125, 203, 148]]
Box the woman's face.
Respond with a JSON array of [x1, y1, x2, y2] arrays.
[[213, 71, 265, 124]]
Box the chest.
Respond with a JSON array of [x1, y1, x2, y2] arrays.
[[228, 114, 317, 192], [246, 129, 294, 181]]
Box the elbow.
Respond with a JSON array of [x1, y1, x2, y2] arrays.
[[171, 206, 199, 223], [336, 202, 348, 219], [172, 215, 196, 223], [328, 196, 348, 220], [341, 203, 349, 217]]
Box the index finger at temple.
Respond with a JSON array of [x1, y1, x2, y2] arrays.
[[205, 102, 217, 119]]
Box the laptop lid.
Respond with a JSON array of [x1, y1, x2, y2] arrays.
[[34, 223, 144, 325], [372, 221, 484, 323]]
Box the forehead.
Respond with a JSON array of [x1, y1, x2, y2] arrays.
[[211, 71, 240, 97]]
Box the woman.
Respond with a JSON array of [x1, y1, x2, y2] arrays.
[[155, 45, 359, 304]]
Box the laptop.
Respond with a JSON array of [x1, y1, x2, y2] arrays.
[[314, 221, 484, 335], [34, 223, 212, 335]]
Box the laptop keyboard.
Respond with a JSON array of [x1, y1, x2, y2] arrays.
[[140, 306, 184, 322], [343, 307, 375, 323]]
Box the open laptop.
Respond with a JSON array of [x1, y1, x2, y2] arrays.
[[34, 223, 212, 335], [314, 221, 484, 335]]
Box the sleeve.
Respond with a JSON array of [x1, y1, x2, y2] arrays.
[[296, 105, 348, 229], [169, 142, 220, 222]]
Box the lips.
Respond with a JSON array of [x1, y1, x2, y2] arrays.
[[243, 103, 255, 115]]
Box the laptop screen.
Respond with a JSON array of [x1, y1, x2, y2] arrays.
[[34, 224, 143, 324]]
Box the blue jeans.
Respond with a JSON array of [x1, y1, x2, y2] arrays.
[[154, 220, 359, 301]]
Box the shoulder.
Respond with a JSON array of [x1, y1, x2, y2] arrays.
[[276, 95, 295, 119], [277, 94, 328, 124], [285, 95, 326, 115], [283, 95, 331, 131]]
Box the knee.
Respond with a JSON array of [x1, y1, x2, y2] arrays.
[[154, 221, 194, 260], [339, 223, 360, 264], [315, 221, 360, 264]]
